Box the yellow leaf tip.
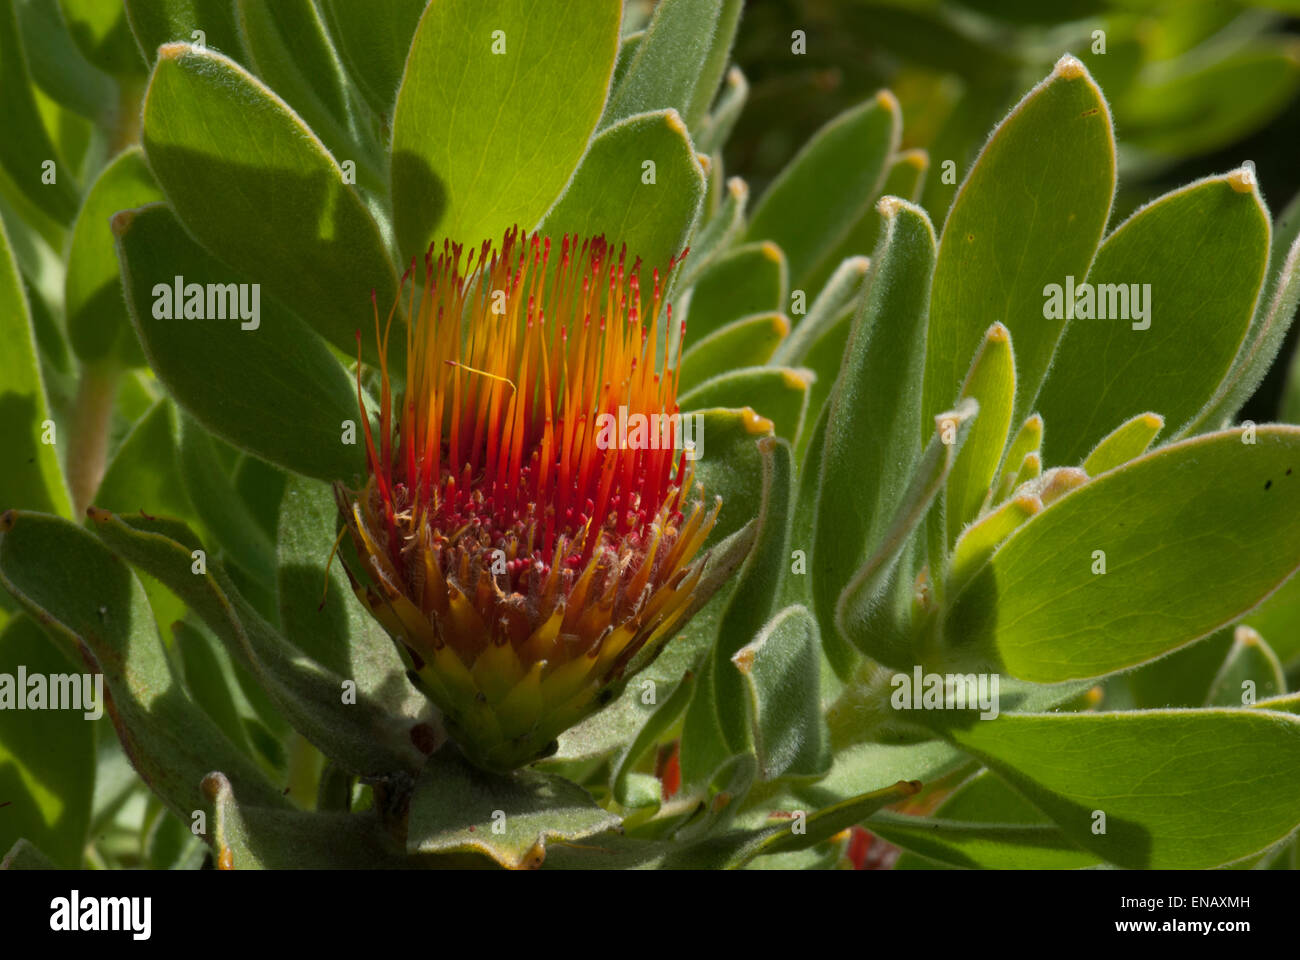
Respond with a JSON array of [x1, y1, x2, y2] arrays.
[[900, 149, 929, 170], [518, 841, 546, 870], [732, 647, 755, 674], [696, 153, 712, 175], [987, 322, 1010, 344], [741, 407, 775, 435], [781, 367, 813, 390], [875, 89, 900, 113], [665, 109, 688, 137], [1140, 413, 1164, 429], [157, 41, 196, 61], [1039, 467, 1087, 504], [760, 241, 783, 264], [771, 312, 791, 336], [1013, 493, 1043, 515], [1053, 54, 1087, 80], [726, 176, 747, 198], [1228, 163, 1256, 194]]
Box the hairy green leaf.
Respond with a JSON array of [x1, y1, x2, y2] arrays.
[[539, 109, 704, 270], [925, 57, 1114, 429], [142, 42, 398, 364], [392, 0, 618, 256], [948, 426, 1300, 682]]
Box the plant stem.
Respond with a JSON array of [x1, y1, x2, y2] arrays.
[[67, 363, 120, 517], [286, 732, 325, 809], [109, 76, 144, 156]]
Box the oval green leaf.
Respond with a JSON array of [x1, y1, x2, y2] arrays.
[[391, 0, 619, 256], [947, 426, 1300, 682], [682, 240, 785, 341], [1037, 171, 1270, 463], [943, 709, 1300, 869], [114, 202, 366, 482], [744, 92, 900, 291], [0, 511, 285, 820], [925, 56, 1115, 429], [538, 109, 704, 270], [0, 217, 70, 516], [142, 42, 398, 364]]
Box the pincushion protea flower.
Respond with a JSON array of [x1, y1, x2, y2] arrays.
[[336, 227, 722, 772]]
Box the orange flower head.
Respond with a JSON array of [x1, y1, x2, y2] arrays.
[[338, 227, 719, 771]]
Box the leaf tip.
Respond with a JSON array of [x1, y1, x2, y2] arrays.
[[726, 176, 748, 200], [1234, 624, 1262, 647], [1141, 412, 1165, 431], [899, 148, 929, 171], [1013, 493, 1043, 516], [201, 771, 228, 801], [770, 311, 791, 337], [518, 840, 547, 870], [731, 646, 755, 674], [986, 322, 1011, 345], [760, 241, 783, 264], [664, 108, 688, 138], [696, 153, 712, 176], [1037, 467, 1088, 505], [1052, 53, 1088, 81], [110, 209, 136, 238], [1228, 163, 1256, 195], [874, 88, 900, 115], [876, 194, 905, 219], [157, 41, 193, 62], [781, 367, 814, 390], [740, 407, 775, 436], [936, 396, 979, 435]]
